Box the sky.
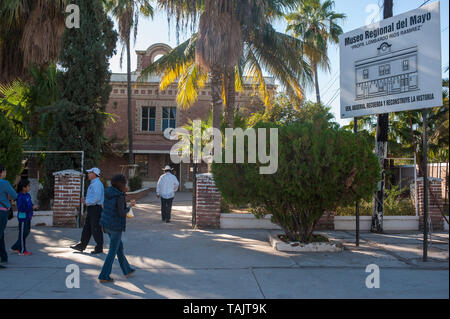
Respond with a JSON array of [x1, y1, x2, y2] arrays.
[[108, 0, 449, 126]]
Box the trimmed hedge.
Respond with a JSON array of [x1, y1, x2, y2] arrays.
[[212, 119, 380, 243]]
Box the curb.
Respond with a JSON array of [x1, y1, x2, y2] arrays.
[[268, 233, 344, 253]]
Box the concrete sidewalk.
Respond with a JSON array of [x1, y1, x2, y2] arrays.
[[0, 193, 448, 299]]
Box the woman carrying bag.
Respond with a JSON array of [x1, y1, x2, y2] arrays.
[[0, 164, 18, 268], [98, 174, 136, 283]]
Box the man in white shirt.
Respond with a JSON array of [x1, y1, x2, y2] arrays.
[[156, 166, 179, 223]]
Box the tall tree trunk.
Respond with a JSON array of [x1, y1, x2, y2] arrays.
[[225, 68, 235, 128], [313, 63, 321, 105], [127, 36, 134, 166], [208, 70, 223, 172], [210, 70, 223, 131]]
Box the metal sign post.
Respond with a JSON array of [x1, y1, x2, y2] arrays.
[[422, 109, 429, 261], [354, 117, 360, 247]]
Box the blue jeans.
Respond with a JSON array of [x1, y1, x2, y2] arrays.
[[0, 212, 8, 262], [11, 220, 31, 253], [98, 229, 134, 280]]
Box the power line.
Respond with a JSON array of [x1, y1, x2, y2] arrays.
[[325, 88, 340, 106], [419, 0, 431, 8], [327, 90, 340, 106], [321, 71, 340, 99], [322, 70, 339, 92]]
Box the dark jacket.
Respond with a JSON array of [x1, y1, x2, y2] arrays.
[[100, 186, 129, 232], [17, 192, 33, 222]]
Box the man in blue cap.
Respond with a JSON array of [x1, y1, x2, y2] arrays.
[[70, 168, 104, 254]]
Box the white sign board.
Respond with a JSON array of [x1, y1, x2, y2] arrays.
[[339, 1, 442, 119]]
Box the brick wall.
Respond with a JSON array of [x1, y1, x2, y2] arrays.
[[52, 170, 82, 228], [416, 178, 444, 231], [195, 173, 221, 229]]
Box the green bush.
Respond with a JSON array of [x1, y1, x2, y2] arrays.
[[335, 185, 415, 216], [212, 119, 380, 243], [0, 115, 23, 184], [220, 198, 231, 213], [128, 175, 143, 192]]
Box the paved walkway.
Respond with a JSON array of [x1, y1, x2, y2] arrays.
[[0, 192, 448, 299]]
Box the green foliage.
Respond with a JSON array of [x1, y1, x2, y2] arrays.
[[57, 0, 117, 110], [212, 114, 380, 243], [0, 64, 61, 149], [250, 94, 338, 127], [0, 115, 23, 184], [41, 0, 118, 201], [220, 198, 231, 214], [285, 0, 345, 70], [138, 12, 314, 110], [335, 185, 415, 216], [128, 175, 143, 192]]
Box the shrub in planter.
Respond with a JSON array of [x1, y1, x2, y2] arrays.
[[128, 175, 143, 192], [220, 198, 231, 213], [212, 120, 380, 243]]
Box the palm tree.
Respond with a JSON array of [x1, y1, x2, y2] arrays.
[[194, 1, 242, 130], [104, 0, 154, 167], [143, 1, 311, 130], [286, 0, 345, 104], [137, 25, 312, 127], [156, 0, 305, 129], [0, 64, 60, 146], [0, 0, 68, 83]]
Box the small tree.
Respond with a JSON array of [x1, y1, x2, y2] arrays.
[[0, 115, 22, 184], [212, 118, 380, 243]]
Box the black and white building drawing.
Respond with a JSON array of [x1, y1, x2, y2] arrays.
[[355, 42, 419, 100]]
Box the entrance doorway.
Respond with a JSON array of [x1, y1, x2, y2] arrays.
[[163, 154, 180, 181]]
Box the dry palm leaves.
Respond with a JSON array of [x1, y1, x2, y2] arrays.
[[195, 0, 243, 73]]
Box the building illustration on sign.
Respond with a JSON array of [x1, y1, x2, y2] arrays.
[[355, 42, 419, 100]]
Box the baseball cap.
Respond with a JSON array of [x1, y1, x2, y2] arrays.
[[86, 168, 101, 176]]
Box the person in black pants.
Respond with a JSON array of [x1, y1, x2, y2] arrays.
[[161, 197, 174, 222], [70, 168, 104, 254], [156, 166, 179, 223], [0, 164, 18, 268]]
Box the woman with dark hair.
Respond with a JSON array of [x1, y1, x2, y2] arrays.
[[98, 174, 136, 283], [0, 164, 18, 268]]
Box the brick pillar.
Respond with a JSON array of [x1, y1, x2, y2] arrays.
[[53, 170, 83, 228], [314, 211, 335, 230], [195, 173, 221, 229], [416, 177, 444, 231]]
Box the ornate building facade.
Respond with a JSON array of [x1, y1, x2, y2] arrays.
[[100, 43, 275, 190]]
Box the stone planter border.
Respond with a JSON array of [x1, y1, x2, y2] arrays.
[[220, 213, 281, 230], [7, 211, 53, 228], [334, 216, 419, 231], [268, 233, 344, 253], [125, 187, 151, 201]]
